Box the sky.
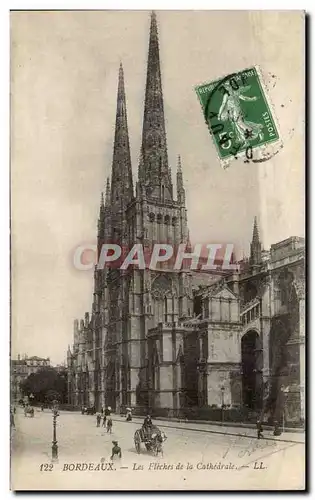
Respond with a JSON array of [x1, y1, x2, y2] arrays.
[[11, 10, 304, 364]]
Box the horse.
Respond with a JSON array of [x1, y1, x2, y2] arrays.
[[151, 430, 167, 457]]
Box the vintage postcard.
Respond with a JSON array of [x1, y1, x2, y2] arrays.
[[10, 10, 305, 491]]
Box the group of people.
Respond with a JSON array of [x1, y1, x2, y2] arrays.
[[96, 406, 113, 433], [94, 409, 164, 459], [95, 406, 122, 460]]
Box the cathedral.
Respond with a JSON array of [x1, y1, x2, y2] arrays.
[[67, 13, 305, 425]]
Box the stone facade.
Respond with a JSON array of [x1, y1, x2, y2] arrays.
[[191, 235, 305, 423], [67, 13, 305, 424]]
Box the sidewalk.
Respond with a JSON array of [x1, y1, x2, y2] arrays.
[[112, 415, 305, 444]]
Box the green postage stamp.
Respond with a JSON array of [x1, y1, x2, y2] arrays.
[[195, 66, 280, 166]]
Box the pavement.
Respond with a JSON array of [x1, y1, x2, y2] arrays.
[[10, 408, 305, 491], [111, 415, 305, 444]]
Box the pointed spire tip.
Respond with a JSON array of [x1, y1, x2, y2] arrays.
[[252, 216, 260, 243], [149, 10, 158, 35], [177, 155, 182, 170]]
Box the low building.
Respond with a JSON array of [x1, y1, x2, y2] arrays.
[[11, 354, 50, 401]]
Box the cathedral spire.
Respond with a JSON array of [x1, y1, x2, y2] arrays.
[[138, 149, 145, 184], [103, 177, 111, 244], [176, 154, 185, 204], [250, 216, 262, 266], [97, 190, 105, 252], [252, 216, 260, 244], [139, 11, 172, 200], [111, 63, 133, 207], [177, 155, 183, 182], [105, 177, 110, 207]]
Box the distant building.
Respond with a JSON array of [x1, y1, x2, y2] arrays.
[[54, 363, 67, 374], [11, 354, 50, 401]]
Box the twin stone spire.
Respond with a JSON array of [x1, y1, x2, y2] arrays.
[[101, 12, 183, 210]]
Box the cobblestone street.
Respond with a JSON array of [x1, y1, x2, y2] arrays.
[[11, 408, 305, 490]]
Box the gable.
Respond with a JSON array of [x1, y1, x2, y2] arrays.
[[211, 286, 238, 300]]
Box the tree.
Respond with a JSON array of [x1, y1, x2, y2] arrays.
[[20, 367, 68, 404]]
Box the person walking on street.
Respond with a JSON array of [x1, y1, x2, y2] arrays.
[[96, 412, 101, 427], [102, 413, 107, 427], [273, 420, 282, 436], [10, 409, 15, 429], [107, 417, 113, 434], [256, 419, 264, 439], [110, 441, 122, 460]]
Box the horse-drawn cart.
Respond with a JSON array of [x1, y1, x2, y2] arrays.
[[134, 426, 166, 455]]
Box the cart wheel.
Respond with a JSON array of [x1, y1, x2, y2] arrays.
[[134, 436, 141, 454]]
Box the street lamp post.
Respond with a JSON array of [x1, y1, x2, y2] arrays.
[[282, 386, 289, 433], [221, 386, 225, 424], [51, 400, 59, 463]]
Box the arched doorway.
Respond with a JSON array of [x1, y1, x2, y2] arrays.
[[241, 330, 263, 411]]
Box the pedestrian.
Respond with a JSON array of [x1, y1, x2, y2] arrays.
[[96, 412, 101, 427], [107, 417, 113, 434], [256, 419, 263, 439], [273, 421, 282, 436], [110, 440, 122, 460], [102, 413, 107, 427], [10, 409, 15, 429], [142, 414, 153, 440]]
